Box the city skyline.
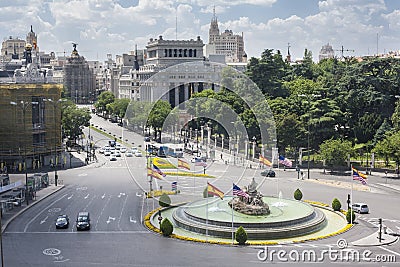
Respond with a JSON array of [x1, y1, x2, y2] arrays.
[[1, 0, 399, 62]]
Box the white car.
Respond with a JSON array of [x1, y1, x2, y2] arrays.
[[115, 151, 121, 157], [131, 147, 138, 153], [104, 150, 111, 156], [352, 203, 369, 214], [109, 155, 117, 161], [116, 144, 122, 150], [99, 148, 105, 154], [126, 152, 133, 157], [135, 151, 143, 157], [120, 147, 127, 153]]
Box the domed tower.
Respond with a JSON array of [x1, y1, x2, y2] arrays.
[[208, 6, 219, 44]]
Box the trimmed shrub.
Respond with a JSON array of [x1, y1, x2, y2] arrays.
[[235, 226, 248, 245], [203, 187, 213, 198], [332, 198, 342, 211], [346, 209, 356, 224], [159, 193, 171, 207], [294, 188, 303, 200], [160, 218, 173, 236]]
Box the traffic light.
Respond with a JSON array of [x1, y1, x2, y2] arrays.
[[347, 194, 351, 209]]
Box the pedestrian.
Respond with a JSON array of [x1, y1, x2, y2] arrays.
[[301, 171, 304, 180], [220, 153, 223, 160]]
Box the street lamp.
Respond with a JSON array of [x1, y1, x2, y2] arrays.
[[43, 98, 65, 186], [252, 136, 256, 161], [298, 94, 321, 179], [10, 100, 39, 205]]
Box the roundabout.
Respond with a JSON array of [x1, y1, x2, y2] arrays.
[[145, 197, 350, 245]]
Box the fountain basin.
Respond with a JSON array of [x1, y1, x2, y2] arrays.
[[171, 197, 327, 240]]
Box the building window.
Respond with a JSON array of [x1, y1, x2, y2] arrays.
[[193, 49, 197, 57], [174, 49, 177, 57], [189, 49, 192, 57], [179, 49, 182, 57], [169, 49, 172, 57], [164, 49, 168, 57], [184, 49, 187, 57]]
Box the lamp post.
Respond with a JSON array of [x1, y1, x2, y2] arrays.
[[10, 101, 39, 205], [43, 99, 65, 186], [252, 136, 256, 161], [298, 94, 321, 179]]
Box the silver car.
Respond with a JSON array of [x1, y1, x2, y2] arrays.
[[352, 203, 369, 214]]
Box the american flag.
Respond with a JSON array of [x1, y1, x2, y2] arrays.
[[152, 164, 166, 177], [233, 184, 249, 198], [279, 155, 293, 167], [352, 167, 367, 185], [194, 160, 207, 167]]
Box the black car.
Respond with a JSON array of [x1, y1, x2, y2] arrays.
[[261, 169, 276, 177], [55, 215, 69, 229], [76, 211, 91, 231]]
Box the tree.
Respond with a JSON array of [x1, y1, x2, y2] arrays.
[[160, 218, 173, 236], [332, 198, 342, 211], [147, 100, 172, 141], [294, 188, 303, 200], [95, 91, 115, 116], [159, 193, 171, 207], [62, 103, 91, 144], [235, 226, 248, 245], [108, 98, 130, 121], [346, 209, 356, 224], [319, 139, 353, 167]]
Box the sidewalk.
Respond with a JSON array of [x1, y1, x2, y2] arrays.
[[352, 231, 398, 247], [1, 184, 65, 232]]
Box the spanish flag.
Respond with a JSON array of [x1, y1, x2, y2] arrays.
[[207, 182, 224, 199], [259, 154, 272, 167], [147, 168, 163, 180], [178, 159, 190, 170]]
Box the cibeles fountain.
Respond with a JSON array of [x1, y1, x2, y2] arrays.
[[167, 178, 334, 240]]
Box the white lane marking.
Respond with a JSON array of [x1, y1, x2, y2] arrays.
[[136, 192, 142, 197], [101, 194, 106, 199], [76, 187, 87, 191], [24, 194, 67, 232], [40, 216, 48, 225], [378, 245, 400, 257], [78, 173, 87, 177], [118, 192, 126, 198], [43, 248, 61, 256], [84, 194, 90, 199], [67, 194, 73, 200], [130, 216, 136, 223], [106, 216, 116, 224]]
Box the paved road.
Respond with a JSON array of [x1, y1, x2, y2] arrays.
[[2, 114, 399, 266]]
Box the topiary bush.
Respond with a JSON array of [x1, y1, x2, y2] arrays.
[[235, 226, 248, 245], [159, 193, 171, 207], [346, 209, 356, 224], [203, 187, 213, 198], [332, 198, 342, 211], [160, 218, 173, 236], [294, 188, 303, 201]]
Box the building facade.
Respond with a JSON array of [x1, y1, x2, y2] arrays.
[[207, 11, 246, 63], [319, 43, 335, 61], [63, 44, 96, 103]]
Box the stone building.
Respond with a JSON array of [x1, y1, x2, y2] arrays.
[[63, 44, 96, 103], [206, 10, 246, 63], [319, 43, 335, 61]]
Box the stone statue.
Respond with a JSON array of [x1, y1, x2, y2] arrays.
[[228, 178, 270, 215]]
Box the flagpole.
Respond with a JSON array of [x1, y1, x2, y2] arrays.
[[231, 183, 234, 244], [206, 187, 209, 242], [350, 164, 353, 224]]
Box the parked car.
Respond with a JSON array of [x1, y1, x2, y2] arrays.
[[104, 150, 111, 156], [120, 147, 127, 153], [76, 212, 90, 231], [55, 215, 69, 229], [131, 147, 138, 153], [126, 152, 133, 157], [352, 203, 369, 214], [135, 151, 143, 157], [116, 144, 122, 150], [98, 148, 105, 154], [261, 169, 276, 177], [109, 155, 117, 161], [115, 151, 121, 157]]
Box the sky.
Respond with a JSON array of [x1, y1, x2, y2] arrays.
[[0, 0, 399, 62]]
